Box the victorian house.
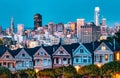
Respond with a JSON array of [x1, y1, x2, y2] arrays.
[[73, 43, 93, 67], [15, 48, 33, 70], [94, 42, 114, 66], [33, 46, 52, 70], [0, 46, 17, 72], [52, 45, 72, 68]]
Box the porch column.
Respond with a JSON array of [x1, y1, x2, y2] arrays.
[[54, 58, 56, 64], [59, 58, 61, 64]]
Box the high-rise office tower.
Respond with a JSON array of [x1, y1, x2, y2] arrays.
[[48, 22, 55, 35], [34, 14, 42, 30], [17, 24, 24, 35], [94, 7, 100, 26], [80, 23, 100, 43], [57, 23, 64, 32], [11, 17, 14, 34], [100, 18, 108, 40], [102, 18, 106, 26], [77, 19, 85, 40]]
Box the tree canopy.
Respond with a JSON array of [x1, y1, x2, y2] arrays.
[[0, 66, 12, 78], [100, 61, 120, 76], [78, 64, 100, 77]]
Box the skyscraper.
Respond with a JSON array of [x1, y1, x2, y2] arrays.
[[34, 14, 42, 30], [77, 19, 85, 40], [94, 7, 100, 26], [102, 18, 106, 26], [100, 18, 108, 40], [80, 23, 100, 43], [17, 24, 24, 35], [11, 17, 14, 34]]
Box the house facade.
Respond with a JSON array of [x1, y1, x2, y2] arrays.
[[73, 43, 92, 67], [15, 49, 33, 70], [52, 45, 72, 68], [0, 50, 16, 72], [34, 47, 52, 70], [94, 42, 114, 66]]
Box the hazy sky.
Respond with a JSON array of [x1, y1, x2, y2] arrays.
[[0, 0, 120, 29]]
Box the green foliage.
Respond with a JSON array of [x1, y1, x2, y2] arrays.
[[78, 64, 100, 76], [0, 66, 12, 78], [37, 69, 55, 78], [64, 65, 77, 78], [54, 65, 77, 78], [100, 61, 120, 76], [16, 69, 36, 78], [0, 38, 4, 46]]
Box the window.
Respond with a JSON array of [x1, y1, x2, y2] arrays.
[[76, 58, 79, 63], [0, 63, 1, 66], [40, 52, 44, 55], [101, 44, 106, 50], [36, 59, 39, 65], [60, 51, 63, 54], [83, 59, 87, 63], [68, 58, 70, 64], [8, 63, 10, 68], [43, 59, 47, 66], [3, 62, 6, 65], [105, 54, 108, 61], [6, 55, 9, 58], [116, 53, 120, 60], [94, 56, 96, 62], [22, 53, 25, 57], [63, 58, 66, 61], [56, 58, 59, 64], [37, 59, 39, 62], [100, 55, 102, 62], [80, 49, 84, 53], [88, 56, 91, 63]]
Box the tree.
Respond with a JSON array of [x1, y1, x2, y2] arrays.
[[25, 69, 36, 78], [17, 70, 28, 78], [78, 64, 100, 77], [37, 69, 55, 78], [100, 61, 120, 77], [0, 66, 12, 78], [54, 67, 63, 77], [16, 69, 36, 78], [64, 65, 77, 78], [0, 38, 4, 46]]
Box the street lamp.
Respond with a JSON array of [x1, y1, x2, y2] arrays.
[[96, 63, 102, 68], [75, 65, 80, 72], [35, 68, 39, 73]]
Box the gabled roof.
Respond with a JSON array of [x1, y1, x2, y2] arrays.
[[42, 46, 53, 56], [0, 46, 8, 57], [62, 44, 73, 56], [0, 46, 20, 58], [83, 43, 94, 53], [10, 48, 22, 57], [71, 43, 80, 50], [24, 46, 40, 57]]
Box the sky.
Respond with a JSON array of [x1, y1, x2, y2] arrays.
[[0, 0, 120, 29]]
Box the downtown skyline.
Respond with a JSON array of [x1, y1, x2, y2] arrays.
[[0, 0, 120, 29]]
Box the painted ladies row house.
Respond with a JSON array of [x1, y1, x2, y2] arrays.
[[0, 40, 119, 71]]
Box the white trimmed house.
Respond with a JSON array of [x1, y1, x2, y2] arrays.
[[73, 43, 92, 67], [15, 48, 33, 70], [52, 45, 72, 68], [94, 42, 114, 66], [33, 46, 52, 70], [0, 50, 16, 72]]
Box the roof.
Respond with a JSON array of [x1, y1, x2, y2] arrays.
[[24, 46, 40, 57]]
